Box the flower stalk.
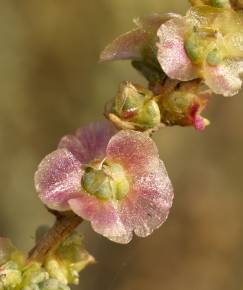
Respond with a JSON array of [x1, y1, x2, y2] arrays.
[[28, 211, 83, 263]]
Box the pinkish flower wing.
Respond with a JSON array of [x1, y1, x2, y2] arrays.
[[100, 13, 179, 63], [58, 120, 116, 164], [35, 149, 83, 211], [68, 196, 132, 244], [100, 29, 148, 62], [204, 60, 243, 96], [106, 130, 160, 176], [157, 16, 197, 81], [120, 161, 173, 238], [107, 131, 174, 239], [134, 13, 179, 31]]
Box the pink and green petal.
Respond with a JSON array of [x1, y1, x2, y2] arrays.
[[106, 130, 160, 176], [59, 120, 116, 164], [120, 161, 173, 238], [35, 149, 83, 211], [157, 17, 197, 81], [204, 60, 243, 96], [68, 196, 132, 244]]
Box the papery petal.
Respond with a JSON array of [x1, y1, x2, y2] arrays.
[[106, 130, 160, 176], [100, 29, 148, 62], [69, 196, 132, 244], [35, 149, 83, 211], [134, 13, 180, 31], [100, 14, 178, 63], [157, 16, 197, 81], [120, 161, 173, 238], [204, 60, 243, 96], [59, 120, 116, 164], [0, 238, 15, 265]]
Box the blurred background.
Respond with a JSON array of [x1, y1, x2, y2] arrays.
[[0, 0, 243, 289]]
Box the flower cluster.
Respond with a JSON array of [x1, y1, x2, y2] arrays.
[[101, 1, 243, 131], [0, 233, 94, 290], [1, 0, 243, 289]]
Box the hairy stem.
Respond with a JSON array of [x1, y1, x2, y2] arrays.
[[28, 211, 83, 263]]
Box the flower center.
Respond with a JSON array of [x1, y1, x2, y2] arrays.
[[81, 161, 130, 201]]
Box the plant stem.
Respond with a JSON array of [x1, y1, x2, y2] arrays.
[[28, 211, 83, 263]]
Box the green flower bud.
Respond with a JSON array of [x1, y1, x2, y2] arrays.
[[21, 262, 49, 288], [0, 261, 22, 289], [207, 48, 222, 65], [185, 33, 205, 64], [111, 82, 161, 130], [159, 82, 210, 131], [45, 258, 68, 285], [82, 167, 113, 200], [39, 279, 70, 290], [210, 0, 231, 7], [82, 161, 130, 201], [55, 233, 95, 285], [134, 99, 161, 129]]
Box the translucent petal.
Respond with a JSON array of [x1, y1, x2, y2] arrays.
[[35, 149, 83, 211], [106, 130, 160, 176], [58, 120, 116, 164], [134, 13, 180, 30], [120, 161, 173, 238], [204, 59, 243, 96], [69, 196, 132, 244], [157, 16, 197, 81], [100, 14, 178, 63], [100, 29, 148, 62]]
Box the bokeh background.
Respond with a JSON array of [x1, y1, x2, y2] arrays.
[[1, 1, 243, 289]]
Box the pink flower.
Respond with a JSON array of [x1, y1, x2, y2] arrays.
[[157, 7, 243, 96], [35, 121, 174, 244]]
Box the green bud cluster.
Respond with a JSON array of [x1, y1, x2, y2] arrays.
[[0, 233, 94, 290]]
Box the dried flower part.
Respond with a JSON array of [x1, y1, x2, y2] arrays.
[[159, 81, 210, 131], [106, 82, 161, 131], [157, 6, 243, 96], [35, 121, 173, 244]]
